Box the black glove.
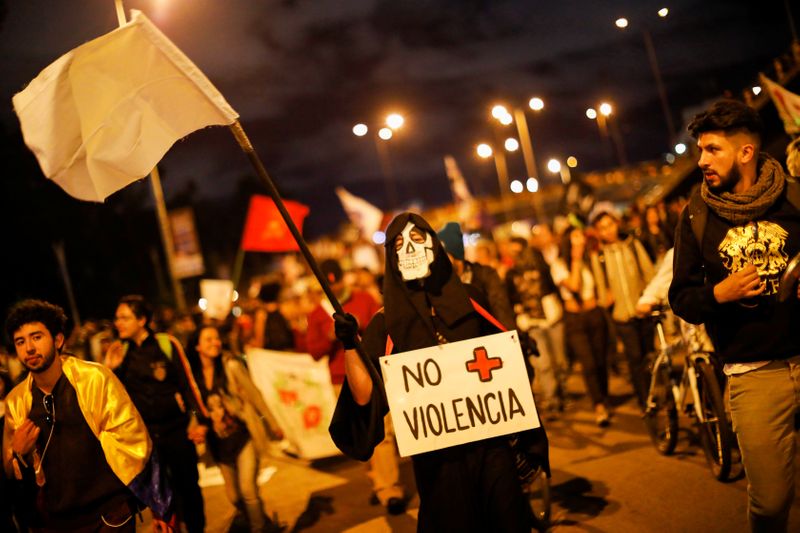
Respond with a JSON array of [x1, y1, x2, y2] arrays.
[[333, 312, 360, 350]]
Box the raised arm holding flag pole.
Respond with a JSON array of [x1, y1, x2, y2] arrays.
[[12, 5, 384, 389]]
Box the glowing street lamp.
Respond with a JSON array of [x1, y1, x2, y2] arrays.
[[547, 158, 572, 184], [510, 179, 524, 194], [529, 97, 544, 111], [353, 113, 406, 209], [386, 113, 404, 130], [491, 104, 510, 120], [587, 101, 626, 166], [504, 138, 519, 152], [476, 143, 494, 159], [614, 9, 676, 142], [567, 156, 578, 168], [674, 142, 687, 155], [526, 177, 539, 192]]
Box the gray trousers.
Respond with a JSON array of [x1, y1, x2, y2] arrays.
[[729, 356, 800, 533]]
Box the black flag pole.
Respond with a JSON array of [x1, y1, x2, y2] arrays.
[[229, 120, 383, 388]]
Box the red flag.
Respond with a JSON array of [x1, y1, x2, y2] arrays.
[[241, 195, 309, 252]]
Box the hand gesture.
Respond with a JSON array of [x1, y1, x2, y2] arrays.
[[187, 423, 208, 445], [714, 264, 764, 304], [104, 340, 126, 369], [11, 419, 40, 457], [635, 301, 653, 318], [333, 313, 359, 350]]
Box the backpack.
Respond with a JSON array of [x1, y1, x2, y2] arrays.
[[687, 178, 800, 248]]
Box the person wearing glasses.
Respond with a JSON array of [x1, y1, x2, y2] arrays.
[[105, 295, 206, 533], [2, 299, 172, 532]]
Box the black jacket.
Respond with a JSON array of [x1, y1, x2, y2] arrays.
[[669, 187, 800, 364]]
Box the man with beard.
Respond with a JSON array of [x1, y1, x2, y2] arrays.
[[669, 100, 800, 533], [329, 213, 547, 532], [2, 299, 171, 532]]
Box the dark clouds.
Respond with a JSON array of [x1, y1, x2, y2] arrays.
[[1, 0, 797, 225]]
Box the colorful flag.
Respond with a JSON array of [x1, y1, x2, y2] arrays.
[[12, 10, 238, 202], [444, 155, 473, 204], [241, 195, 309, 252], [761, 74, 800, 135], [335, 187, 384, 238]]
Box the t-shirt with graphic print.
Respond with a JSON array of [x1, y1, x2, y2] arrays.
[[669, 187, 800, 364]]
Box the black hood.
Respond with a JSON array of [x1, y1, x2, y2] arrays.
[[382, 212, 474, 352]]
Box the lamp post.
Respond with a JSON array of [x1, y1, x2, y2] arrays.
[[490, 99, 544, 185], [615, 9, 677, 143], [352, 113, 404, 209], [586, 102, 627, 167]]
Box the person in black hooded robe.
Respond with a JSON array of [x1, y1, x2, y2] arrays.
[[329, 212, 549, 532]]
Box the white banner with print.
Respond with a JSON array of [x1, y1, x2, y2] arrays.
[[246, 348, 341, 460], [380, 331, 540, 457]]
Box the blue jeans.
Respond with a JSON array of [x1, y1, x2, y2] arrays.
[[219, 441, 266, 532], [729, 356, 800, 533]]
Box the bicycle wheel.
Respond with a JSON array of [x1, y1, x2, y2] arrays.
[[527, 467, 551, 532], [695, 359, 732, 481], [643, 362, 678, 455]]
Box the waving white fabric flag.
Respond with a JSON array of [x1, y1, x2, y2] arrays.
[[335, 187, 384, 238], [761, 74, 800, 136], [444, 155, 473, 204], [12, 10, 238, 202]]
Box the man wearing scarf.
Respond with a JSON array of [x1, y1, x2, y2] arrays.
[[329, 213, 547, 532], [669, 100, 800, 533]]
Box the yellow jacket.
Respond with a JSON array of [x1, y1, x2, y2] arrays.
[[3, 356, 151, 485]]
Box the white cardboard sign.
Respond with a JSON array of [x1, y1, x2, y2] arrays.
[[379, 330, 540, 457]]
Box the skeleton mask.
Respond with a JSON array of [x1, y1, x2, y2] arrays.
[[395, 222, 435, 280]]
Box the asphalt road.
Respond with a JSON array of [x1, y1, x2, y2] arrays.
[[140, 370, 800, 532]]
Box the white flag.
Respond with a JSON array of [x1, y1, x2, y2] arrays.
[[12, 10, 238, 202], [335, 187, 384, 238], [761, 74, 800, 136], [444, 155, 473, 204]]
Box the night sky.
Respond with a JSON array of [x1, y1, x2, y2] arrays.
[[0, 0, 798, 319]]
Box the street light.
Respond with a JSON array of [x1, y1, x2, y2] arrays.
[[567, 156, 578, 168], [510, 179, 524, 194], [547, 158, 572, 185], [614, 9, 676, 142], [475, 140, 516, 205], [490, 99, 544, 184], [353, 113, 405, 209], [586, 101, 627, 166], [674, 142, 687, 155]]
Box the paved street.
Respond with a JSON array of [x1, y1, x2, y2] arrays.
[[141, 371, 800, 532]]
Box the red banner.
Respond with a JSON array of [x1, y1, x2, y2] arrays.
[[241, 195, 309, 252]]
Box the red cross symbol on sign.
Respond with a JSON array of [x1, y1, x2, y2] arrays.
[[465, 346, 503, 382]]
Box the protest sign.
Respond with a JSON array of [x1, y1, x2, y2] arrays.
[[380, 330, 539, 457], [246, 348, 341, 460]]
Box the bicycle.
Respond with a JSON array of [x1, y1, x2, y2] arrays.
[[643, 306, 734, 481]]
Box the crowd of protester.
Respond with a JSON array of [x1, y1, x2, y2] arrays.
[[3, 98, 799, 530], [0, 187, 691, 531]]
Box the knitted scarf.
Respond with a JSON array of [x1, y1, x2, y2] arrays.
[[701, 154, 786, 225]]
